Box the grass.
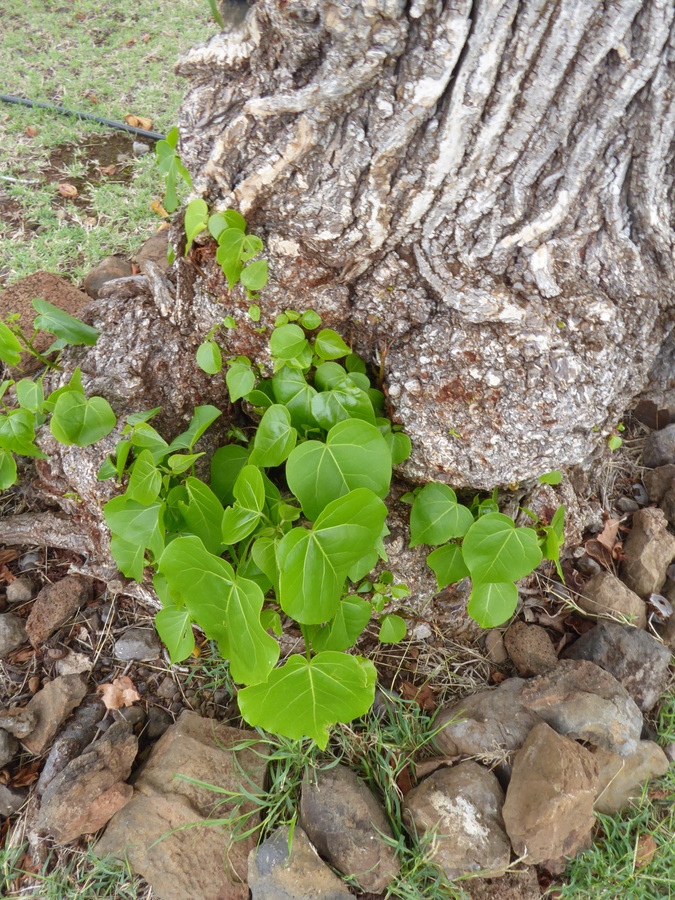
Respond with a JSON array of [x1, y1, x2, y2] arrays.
[[0, 0, 217, 285]]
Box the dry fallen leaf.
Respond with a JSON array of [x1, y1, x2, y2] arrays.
[[84, 92, 98, 104], [395, 764, 413, 796], [398, 680, 436, 711], [415, 757, 457, 779], [0, 549, 18, 565], [57, 183, 78, 199], [151, 199, 168, 218], [0, 564, 15, 584], [125, 114, 140, 127], [142, 33, 151, 43], [98, 675, 141, 710], [635, 833, 657, 868], [99, 164, 116, 176], [136, 116, 153, 130], [596, 518, 620, 553], [25, 126, 38, 137]]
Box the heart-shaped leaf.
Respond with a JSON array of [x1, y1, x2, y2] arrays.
[[0, 449, 17, 489], [462, 513, 542, 583], [427, 544, 470, 590], [226, 362, 255, 403], [378, 614, 406, 643], [0, 320, 22, 366], [155, 607, 195, 662], [467, 581, 518, 628], [314, 328, 350, 360], [238, 651, 376, 748], [286, 419, 391, 521], [272, 368, 318, 430], [32, 298, 99, 346], [249, 404, 297, 467], [221, 464, 265, 544], [50, 392, 116, 447], [178, 476, 225, 555], [409, 483, 474, 547], [310, 594, 372, 652], [310, 379, 376, 430], [210, 444, 250, 505], [168, 405, 221, 452], [196, 341, 223, 374], [184, 198, 208, 254], [126, 449, 162, 504]]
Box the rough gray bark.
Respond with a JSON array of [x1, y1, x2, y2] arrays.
[[176, 0, 675, 488]]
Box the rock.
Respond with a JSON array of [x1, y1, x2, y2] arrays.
[[518, 660, 643, 756], [503, 621, 558, 677], [132, 141, 150, 157], [483, 630, 508, 665], [0, 728, 19, 766], [564, 621, 672, 711], [0, 783, 28, 816], [0, 706, 38, 738], [36, 698, 106, 795], [6, 577, 36, 604], [0, 613, 27, 657], [113, 628, 161, 661], [25, 576, 93, 646], [96, 712, 267, 900], [0, 272, 90, 374], [644, 465, 675, 502], [502, 722, 598, 872], [37, 721, 137, 843], [299, 765, 400, 892], [577, 571, 647, 628], [575, 553, 602, 577], [433, 678, 542, 762], [19, 551, 42, 571], [134, 230, 170, 274], [660, 486, 675, 527], [248, 825, 352, 900], [592, 740, 669, 814], [616, 497, 640, 514], [144, 706, 173, 740], [83, 256, 133, 299], [402, 762, 511, 879], [54, 651, 94, 677], [21, 674, 88, 754], [664, 743, 675, 764], [114, 706, 146, 727], [621, 508, 675, 598], [661, 614, 675, 651], [643, 424, 675, 468]]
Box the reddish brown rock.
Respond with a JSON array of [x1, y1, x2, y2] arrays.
[[25, 576, 93, 647], [621, 507, 675, 599], [577, 571, 646, 628], [502, 723, 598, 872], [83, 256, 133, 299], [503, 621, 558, 676], [592, 741, 669, 814]]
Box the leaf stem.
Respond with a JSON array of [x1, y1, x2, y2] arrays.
[[300, 626, 312, 661]]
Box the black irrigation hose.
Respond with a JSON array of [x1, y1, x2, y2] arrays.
[[0, 94, 166, 141]]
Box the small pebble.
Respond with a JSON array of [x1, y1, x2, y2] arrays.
[[632, 483, 649, 505], [185, 689, 196, 699], [575, 554, 602, 577], [214, 688, 230, 705], [0, 707, 38, 738], [156, 676, 175, 699], [172, 691, 182, 703], [170, 701, 183, 714], [132, 141, 150, 157], [114, 706, 146, 727], [18, 552, 41, 572], [113, 627, 160, 662], [136, 681, 147, 694], [6, 578, 35, 604], [664, 743, 675, 764], [99, 602, 115, 624], [28, 676, 41, 693], [145, 707, 172, 739], [616, 497, 639, 514]]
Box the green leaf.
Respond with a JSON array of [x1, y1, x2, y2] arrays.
[[427, 544, 469, 590], [300, 310, 321, 330], [409, 483, 474, 547], [32, 298, 99, 346], [462, 513, 542, 583], [126, 450, 162, 504], [104, 496, 165, 561], [184, 199, 209, 254], [608, 434, 623, 451], [314, 362, 347, 392], [208, 209, 246, 239], [551, 504, 565, 542], [249, 404, 297, 468], [125, 407, 162, 428], [221, 464, 265, 544], [155, 607, 195, 663], [539, 470, 562, 486], [0, 449, 17, 489], [97, 457, 117, 481], [345, 353, 367, 375], [0, 321, 22, 366], [240, 260, 268, 292], [216, 228, 246, 289], [241, 235, 263, 262], [310, 594, 371, 653], [16, 379, 43, 413], [272, 368, 318, 430], [210, 444, 250, 506], [158, 535, 279, 684], [196, 341, 223, 374], [226, 363, 255, 403], [0, 409, 44, 458], [130, 423, 170, 464], [348, 550, 378, 583], [310, 380, 376, 430], [49, 393, 116, 447], [378, 614, 406, 643], [155, 129, 191, 213], [467, 582, 518, 628], [238, 651, 376, 749], [179, 476, 225, 555], [252, 532, 281, 593], [248, 304, 261, 322], [315, 329, 350, 360], [246, 389, 273, 409], [270, 324, 308, 361], [386, 431, 412, 465], [277, 488, 387, 624], [167, 452, 204, 474], [110, 535, 146, 582], [286, 418, 391, 521], [260, 608, 282, 637], [168, 405, 221, 452]]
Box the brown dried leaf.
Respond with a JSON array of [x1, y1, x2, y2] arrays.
[[8, 648, 36, 664], [12, 759, 41, 787], [151, 199, 168, 218], [124, 114, 140, 127], [84, 92, 98, 104], [57, 183, 78, 199], [97, 675, 141, 710], [415, 757, 457, 779], [99, 164, 116, 176], [396, 764, 413, 796], [635, 834, 657, 868], [0, 564, 15, 584], [25, 126, 38, 138], [0, 549, 18, 565], [398, 680, 436, 711], [596, 518, 620, 552], [142, 33, 151, 43], [136, 116, 153, 131]]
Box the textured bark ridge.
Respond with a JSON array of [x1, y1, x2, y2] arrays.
[[177, 0, 675, 487]]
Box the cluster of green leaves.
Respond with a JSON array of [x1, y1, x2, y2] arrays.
[[0, 300, 116, 488], [408, 484, 564, 628], [155, 127, 192, 214], [185, 199, 268, 298], [102, 314, 412, 748]]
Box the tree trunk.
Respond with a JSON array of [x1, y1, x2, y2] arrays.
[[175, 0, 675, 488]]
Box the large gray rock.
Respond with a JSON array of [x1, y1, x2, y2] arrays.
[[518, 660, 643, 756], [433, 678, 543, 761], [620, 507, 675, 599], [643, 424, 675, 468], [577, 571, 646, 628], [299, 765, 400, 893], [402, 762, 511, 879], [0, 783, 28, 817], [25, 576, 93, 646], [0, 612, 27, 658], [0, 706, 38, 738], [96, 712, 267, 900], [113, 627, 161, 661], [21, 674, 88, 755], [36, 698, 106, 795], [37, 721, 137, 843], [0, 728, 19, 767], [502, 722, 598, 873], [564, 621, 672, 711], [592, 741, 669, 815], [248, 825, 352, 900]]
